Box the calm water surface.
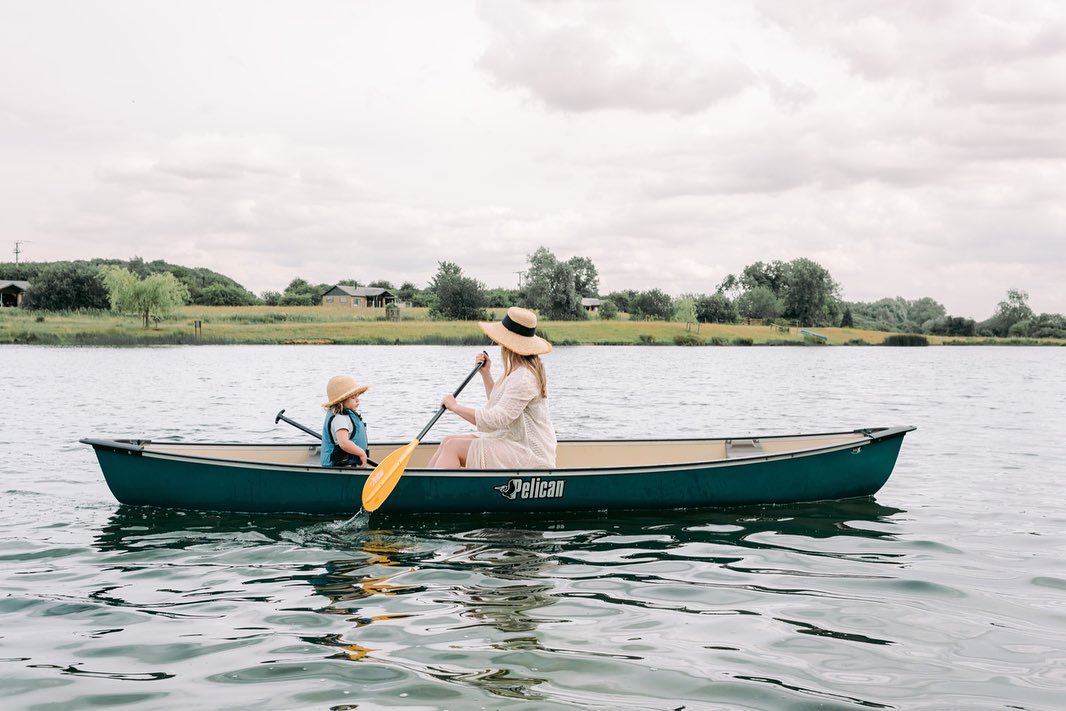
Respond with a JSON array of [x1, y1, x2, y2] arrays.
[[1, 344, 1064, 710]]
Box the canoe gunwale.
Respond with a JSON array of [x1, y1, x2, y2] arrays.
[[80, 426, 916, 477]]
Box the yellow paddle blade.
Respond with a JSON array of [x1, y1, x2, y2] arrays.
[[361, 439, 420, 512]]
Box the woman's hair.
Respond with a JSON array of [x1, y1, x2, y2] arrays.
[[501, 346, 548, 398]]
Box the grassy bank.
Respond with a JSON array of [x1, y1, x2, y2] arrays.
[[1, 305, 1062, 346]]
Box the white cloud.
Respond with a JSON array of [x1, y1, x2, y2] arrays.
[[1, 0, 1064, 319], [477, 0, 757, 113]]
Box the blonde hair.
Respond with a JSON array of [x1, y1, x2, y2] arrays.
[[328, 402, 348, 415], [501, 345, 548, 398]]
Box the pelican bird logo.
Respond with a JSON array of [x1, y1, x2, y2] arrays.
[[494, 478, 521, 500]]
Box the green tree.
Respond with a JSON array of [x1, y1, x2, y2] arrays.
[[196, 282, 256, 306], [567, 256, 600, 297], [908, 297, 946, 328], [674, 297, 698, 328], [100, 267, 190, 327], [1026, 313, 1066, 339], [926, 316, 977, 337], [280, 278, 317, 306], [630, 289, 674, 320], [543, 261, 585, 320], [604, 289, 637, 314], [485, 287, 519, 308], [598, 299, 619, 320], [26, 262, 111, 311], [981, 288, 1034, 337], [429, 261, 488, 320], [781, 258, 840, 326], [739, 260, 788, 293], [840, 305, 854, 328], [736, 286, 782, 321], [695, 293, 736, 323], [521, 247, 585, 320]]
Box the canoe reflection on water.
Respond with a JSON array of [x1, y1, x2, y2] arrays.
[[92, 500, 907, 702]]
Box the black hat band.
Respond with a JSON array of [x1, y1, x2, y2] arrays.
[[502, 314, 537, 337]]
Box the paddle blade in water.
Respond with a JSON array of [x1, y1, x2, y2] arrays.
[[361, 439, 419, 512]]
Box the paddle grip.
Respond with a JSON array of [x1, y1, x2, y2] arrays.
[[416, 356, 486, 441]]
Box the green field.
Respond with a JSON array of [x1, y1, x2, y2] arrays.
[[1, 305, 1061, 346]]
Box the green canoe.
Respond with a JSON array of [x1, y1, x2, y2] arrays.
[[81, 426, 915, 515]]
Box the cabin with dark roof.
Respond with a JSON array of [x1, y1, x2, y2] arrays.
[[0, 280, 30, 308], [321, 285, 396, 308]]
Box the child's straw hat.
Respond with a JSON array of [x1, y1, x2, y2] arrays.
[[322, 375, 369, 408]]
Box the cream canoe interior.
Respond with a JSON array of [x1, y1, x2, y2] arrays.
[[140, 431, 871, 469]]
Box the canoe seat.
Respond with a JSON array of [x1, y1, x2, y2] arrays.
[[726, 439, 763, 457]]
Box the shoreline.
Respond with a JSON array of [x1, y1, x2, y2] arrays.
[[2, 305, 1063, 346]]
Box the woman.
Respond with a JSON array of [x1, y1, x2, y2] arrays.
[[428, 306, 557, 470]]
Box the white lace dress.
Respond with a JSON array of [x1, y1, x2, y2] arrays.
[[467, 367, 557, 469]]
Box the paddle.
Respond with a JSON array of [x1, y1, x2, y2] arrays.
[[275, 409, 320, 439], [361, 355, 486, 512], [275, 409, 378, 467]]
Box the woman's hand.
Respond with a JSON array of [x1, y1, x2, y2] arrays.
[[441, 394, 458, 411], [476, 350, 491, 371]]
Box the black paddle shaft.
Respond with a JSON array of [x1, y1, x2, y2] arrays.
[[416, 355, 486, 441], [275, 409, 320, 438]]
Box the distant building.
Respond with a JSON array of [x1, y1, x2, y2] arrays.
[[321, 285, 396, 308], [581, 297, 601, 312], [0, 280, 30, 308]]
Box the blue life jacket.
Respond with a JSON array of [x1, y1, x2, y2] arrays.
[[320, 409, 369, 467]]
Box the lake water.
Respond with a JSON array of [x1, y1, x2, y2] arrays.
[[1, 344, 1064, 710]]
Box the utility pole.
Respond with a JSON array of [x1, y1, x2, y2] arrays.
[[13, 240, 32, 274], [515, 271, 526, 289]]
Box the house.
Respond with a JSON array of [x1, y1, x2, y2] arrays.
[[581, 297, 601, 312], [0, 280, 30, 308], [321, 285, 396, 308]]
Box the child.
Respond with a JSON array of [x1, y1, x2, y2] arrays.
[[320, 375, 370, 467]]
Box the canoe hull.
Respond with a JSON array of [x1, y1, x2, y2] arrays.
[[83, 427, 914, 514]]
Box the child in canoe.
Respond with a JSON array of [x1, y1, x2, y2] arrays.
[[320, 375, 369, 467]]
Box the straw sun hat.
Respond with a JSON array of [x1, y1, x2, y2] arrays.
[[322, 375, 369, 408], [479, 307, 552, 356]]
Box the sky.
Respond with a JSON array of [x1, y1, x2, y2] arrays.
[[2, 1, 1064, 320]]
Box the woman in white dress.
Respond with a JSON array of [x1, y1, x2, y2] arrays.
[[428, 306, 557, 470]]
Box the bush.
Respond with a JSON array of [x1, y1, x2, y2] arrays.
[[733, 337, 754, 346], [673, 333, 704, 346], [598, 300, 619, 320], [638, 334, 656, 344], [883, 334, 929, 346]]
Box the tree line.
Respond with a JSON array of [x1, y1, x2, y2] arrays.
[[2, 253, 1064, 339]]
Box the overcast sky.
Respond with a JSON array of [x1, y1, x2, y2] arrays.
[[2, 1, 1064, 319]]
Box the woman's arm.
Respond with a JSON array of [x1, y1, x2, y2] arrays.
[[478, 351, 494, 398], [441, 395, 477, 426]]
